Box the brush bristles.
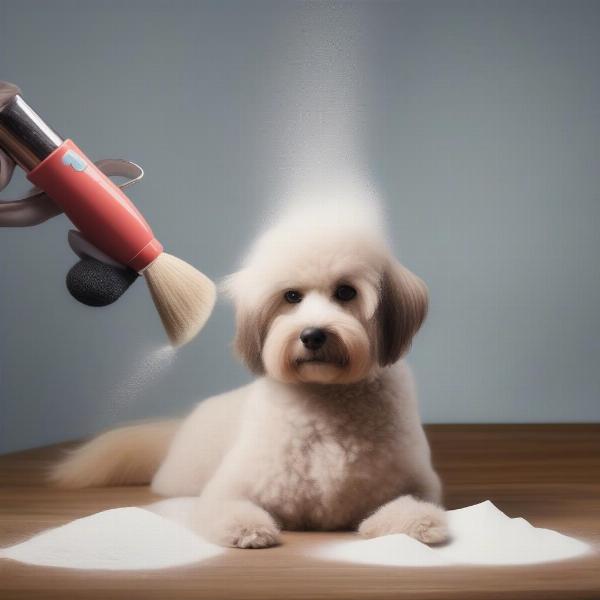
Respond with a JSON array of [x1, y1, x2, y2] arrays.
[[143, 253, 216, 347]]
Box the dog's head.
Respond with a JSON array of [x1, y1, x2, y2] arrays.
[[223, 208, 428, 385]]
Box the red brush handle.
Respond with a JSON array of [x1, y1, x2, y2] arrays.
[[27, 139, 162, 272]]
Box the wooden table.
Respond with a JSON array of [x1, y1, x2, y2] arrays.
[[1, 424, 599, 599]]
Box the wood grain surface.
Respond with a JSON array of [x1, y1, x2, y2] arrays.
[[1, 424, 599, 599]]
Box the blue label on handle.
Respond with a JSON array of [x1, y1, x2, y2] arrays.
[[62, 150, 87, 172]]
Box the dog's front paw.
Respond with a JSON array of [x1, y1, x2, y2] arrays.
[[358, 495, 448, 544], [198, 499, 281, 549], [223, 522, 280, 549]]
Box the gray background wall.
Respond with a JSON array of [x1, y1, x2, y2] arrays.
[[1, 0, 599, 453]]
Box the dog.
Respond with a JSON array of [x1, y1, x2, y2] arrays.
[[52, 199, 448, 549]]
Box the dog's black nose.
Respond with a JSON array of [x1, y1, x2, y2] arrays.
[[300, 327, 327, 350]]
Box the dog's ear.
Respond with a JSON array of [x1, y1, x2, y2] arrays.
[[221, 269, 267, 374], [376, 259, 428, 366], [232, 305, 267, 374]]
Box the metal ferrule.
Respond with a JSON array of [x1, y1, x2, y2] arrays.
[[0, 94, 64, 172]]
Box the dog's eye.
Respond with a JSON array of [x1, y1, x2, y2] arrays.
[[284, 290, 303, 304], [334, 285, 357, 302]]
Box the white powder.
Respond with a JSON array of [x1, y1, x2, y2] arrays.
[[262, 4, 379, 221], [110, 345, 177, 408], [145, 497, 198, 528], [0, 507, 222, 570], [0, 500, 590, 571], [319, 533, 450, 567], [316, 501, 591, 567]]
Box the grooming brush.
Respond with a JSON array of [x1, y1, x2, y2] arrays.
[[0, 82, 216, 346]]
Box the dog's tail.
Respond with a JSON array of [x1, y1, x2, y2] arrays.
[[50, 420, 180, 488]]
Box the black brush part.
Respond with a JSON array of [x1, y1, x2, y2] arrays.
[[66, 257, 139, 307]]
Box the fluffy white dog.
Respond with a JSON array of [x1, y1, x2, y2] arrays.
[[53, 200, 448, 549]]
